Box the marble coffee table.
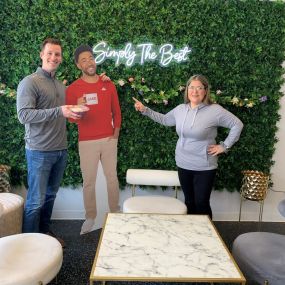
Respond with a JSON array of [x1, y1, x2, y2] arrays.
[[90, 213, 246, 284]]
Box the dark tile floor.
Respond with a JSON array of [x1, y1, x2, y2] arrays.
[[49, 220, 285, 285]]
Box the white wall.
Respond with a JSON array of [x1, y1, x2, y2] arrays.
[[267, 65, 285, 220], [14, 151, 285, 231], [13, 75, 285, 227]]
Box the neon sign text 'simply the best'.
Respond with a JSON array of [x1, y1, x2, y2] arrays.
[[93, 42, 191, 67]]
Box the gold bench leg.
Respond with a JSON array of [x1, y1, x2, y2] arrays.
[[131, 185, 136, 196], [174, 186, 178, 199]]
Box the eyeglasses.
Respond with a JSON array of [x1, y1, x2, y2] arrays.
[[188, 86, 205, 91]]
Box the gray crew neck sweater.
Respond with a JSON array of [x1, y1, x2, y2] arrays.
[[17, 67, 67, 151], [143, 103, 243, 170]]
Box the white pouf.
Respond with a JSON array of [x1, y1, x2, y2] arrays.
[[0, 233, 63, 285], [123, 196, 187, 214], [0, 193, 24, 237]]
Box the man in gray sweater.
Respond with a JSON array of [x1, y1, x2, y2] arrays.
[[17, 38, 80, 246]]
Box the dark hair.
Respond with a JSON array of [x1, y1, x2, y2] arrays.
[[184, 74, 213, 105], [41, 38, 62, 51], [74, 44, 93, 63]]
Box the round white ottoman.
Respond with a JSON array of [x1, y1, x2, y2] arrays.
[[0, 233, 63, 285], [123, 196, 187, 214], [0, 193, 24, 237]]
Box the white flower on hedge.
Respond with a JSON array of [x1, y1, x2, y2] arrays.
[[246, 102, 254, 108], [8, 91, 16, 97], [231, 96, 239, 105], [163, 99, 168, 105], [178, 85, 185, 91], [216, 90, 222, 95], [118, 79, 125, 86]]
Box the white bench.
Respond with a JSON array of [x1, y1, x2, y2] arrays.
[[124, 169, 186, 214]]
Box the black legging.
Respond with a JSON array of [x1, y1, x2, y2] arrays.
[[178, 167, 216, 219]]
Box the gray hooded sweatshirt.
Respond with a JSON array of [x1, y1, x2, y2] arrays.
[[143, 103, 243, 170]]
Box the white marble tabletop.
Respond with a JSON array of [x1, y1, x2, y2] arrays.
[[90, 213, 245, 284]]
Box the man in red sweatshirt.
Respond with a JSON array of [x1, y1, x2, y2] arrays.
[[66, 45, 121, 234]]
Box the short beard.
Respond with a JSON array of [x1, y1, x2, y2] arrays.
[[85, 70, 96, 76]]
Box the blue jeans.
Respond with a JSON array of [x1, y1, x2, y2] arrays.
[[23, 149, 67, 233]]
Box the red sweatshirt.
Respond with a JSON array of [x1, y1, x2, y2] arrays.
[[66, 77, 121, 141]]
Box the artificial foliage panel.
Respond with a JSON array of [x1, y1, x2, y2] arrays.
[[0, 0, 284, 191]]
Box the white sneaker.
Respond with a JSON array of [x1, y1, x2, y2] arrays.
[[80, 218, 95, 235]]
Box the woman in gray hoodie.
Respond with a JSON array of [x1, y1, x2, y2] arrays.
[[133, 74, 243, 219]]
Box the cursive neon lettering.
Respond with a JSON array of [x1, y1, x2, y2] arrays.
[[137, 43, 158, 64], [93, 41, 191, 67]]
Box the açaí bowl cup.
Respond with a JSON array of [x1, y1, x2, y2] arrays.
[[70, 105, 89, 116]]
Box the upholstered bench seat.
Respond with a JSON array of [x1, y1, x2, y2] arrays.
[[123, 195, 187, 214], [232, 232, 285, 285], [0, 233, 63, 285]]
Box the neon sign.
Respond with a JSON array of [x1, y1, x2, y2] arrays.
[[93, 42, 191, 67]]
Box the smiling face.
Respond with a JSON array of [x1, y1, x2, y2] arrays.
[[76, 51, 97, 76], [187, 79, 207, 108], [40, 43, 62, 73]]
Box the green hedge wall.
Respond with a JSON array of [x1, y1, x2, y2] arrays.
[[0, 0, 285, 191]]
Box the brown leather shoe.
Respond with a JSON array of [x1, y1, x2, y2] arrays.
[[45, 231, 66, 248]]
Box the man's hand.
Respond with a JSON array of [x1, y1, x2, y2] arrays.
[[61, 105, 82, 120], [133, 97, 146, 112]]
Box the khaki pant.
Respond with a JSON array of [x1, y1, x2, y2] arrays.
[[79, 138, 120, 219]]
